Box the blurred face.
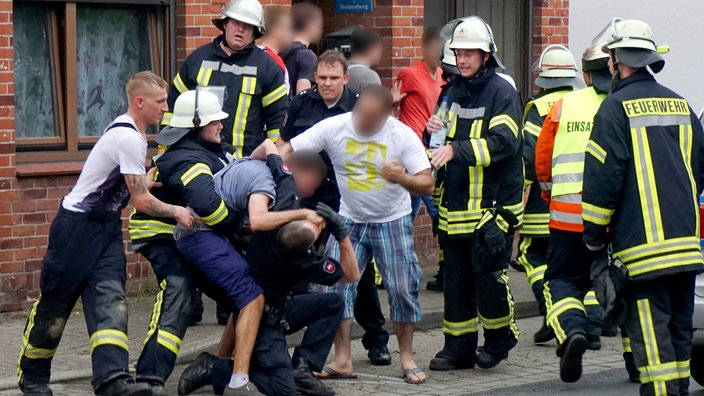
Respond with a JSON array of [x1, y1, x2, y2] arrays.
[[315, 62, 348, 105], [271, 15, 294, 52], [198, 120, 223, 144], [455, 48, 489, 78], [369, 43, 383, 67], [291, 168, 323, 199], [224, 19, 255, 51], [137, 87, 169, 125], [352, 96, 390, 136], [423, 38, 444, 69], [308, 13, 324, 42]]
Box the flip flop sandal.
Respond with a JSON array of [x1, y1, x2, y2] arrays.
[[402, 367, 427, 384], [318, 366, 358, 380]]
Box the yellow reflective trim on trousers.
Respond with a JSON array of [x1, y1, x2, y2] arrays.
[[233, 76, 256, 155], [202, 200, 229, 226], [489, 114, 519, 137], [615, 236, 702, 263], [625, 250, 704, 278], [583, 290, 598, 306], [517, 237, 534, 270], [443, 318, 479, 336], [22, 344, 56, 360], [546, 296, 585, 344], [622, 337, 632, 353], [637, 299, 661, 371], [524, 213, 550, 223], [502, 269, 520, 339], [181, 163, 212, 186], [161, 112, 173, 127], [544, 282, 567, 343], [638, 361, 680, 384], [631, 127, 664, 243], [479, 314, 511, 330], [582, 202, 614, 226], [518, 236, 546, 285], [526, 265, 546, 286], [267, 128, 280, 142], [262, 84, 287, 108], [523, 121, 541, 138], [89, 329, 128, 353], [470, 139, 491, 166], [18, 300, 39, 381], [173, 73, 188, 94], [157, 329, 183, 355], [586, 140, 607, 164], [144, 279, 166, 345]]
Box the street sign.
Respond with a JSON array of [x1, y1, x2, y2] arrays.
[[336, 0, 373, 13]]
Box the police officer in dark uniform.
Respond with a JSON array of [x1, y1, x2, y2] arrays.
[[276, 49, 392, 366], [178, 151, 360, 396]]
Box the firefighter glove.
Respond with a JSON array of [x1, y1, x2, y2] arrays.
[[316, 203, 349, 241]]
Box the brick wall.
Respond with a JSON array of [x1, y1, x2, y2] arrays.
[[531, 0, 569, 93]]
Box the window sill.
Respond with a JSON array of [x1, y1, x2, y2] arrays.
[[15, 162, 84, 178]]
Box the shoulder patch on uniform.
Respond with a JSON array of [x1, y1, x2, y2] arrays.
[[323, 260, 336, 274], [281, 163, 292, 174]]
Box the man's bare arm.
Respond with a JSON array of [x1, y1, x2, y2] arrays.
[[124, 174, 194, 227], [337, 237, 360, 283], [277, 142, 293, 160], [247, 194, 323, 232], [249, 140, 279, 160], [381, 162, 434, 196], [296, 79, 312, 95]]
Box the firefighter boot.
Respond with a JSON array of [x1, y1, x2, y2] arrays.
[[559, 333, 588, 383], [429, 333, 477, 371]]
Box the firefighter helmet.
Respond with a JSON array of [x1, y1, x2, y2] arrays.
[[444, 16, 505, 69], [534, 44, 583, 90], [603, 18, 665, 73], [157, 89, 229, 146], [212, 0, 265, 38]]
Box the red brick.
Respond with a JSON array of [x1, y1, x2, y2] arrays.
[[0, 237, 22, 249], [11, 224, 34, 236], [0, 261, 23, 273], [22, 212, 46, 224], [15, 248, 37, 260]]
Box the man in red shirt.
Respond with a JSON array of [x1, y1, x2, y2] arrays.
[[397, 27, 444, 141], [395, 27, 444, 291]]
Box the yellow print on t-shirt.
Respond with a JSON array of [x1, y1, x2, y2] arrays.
[[345, 140, 388, 191]]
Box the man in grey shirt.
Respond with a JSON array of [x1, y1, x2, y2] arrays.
[[346, 27, 383, 93]]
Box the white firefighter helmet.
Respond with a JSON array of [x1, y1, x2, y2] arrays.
[[535, 44, 577, 78], [534, 44, 583, 90], [212, 0, 265, 38], [444, 16, 505, 70], [603, 18, 666, 73], [441, 39, 459, 76], [157, 89, 229, 146]]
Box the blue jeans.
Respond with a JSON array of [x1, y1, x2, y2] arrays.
[[411, 195, 438, 221]]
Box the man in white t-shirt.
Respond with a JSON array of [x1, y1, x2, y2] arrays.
[[280, 85, 434, 384], [17, 72, 194, 396]]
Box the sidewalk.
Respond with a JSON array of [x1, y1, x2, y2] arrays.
[[0, 266, 539, 391]]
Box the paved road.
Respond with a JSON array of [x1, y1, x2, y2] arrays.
[[0, 316, 657, 396], [476, 368, 704, 395]]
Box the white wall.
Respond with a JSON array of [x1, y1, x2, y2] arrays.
[[569, 0, 704, 112]]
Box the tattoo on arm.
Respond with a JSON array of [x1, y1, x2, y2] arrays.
[[124, 174, 175, 218]]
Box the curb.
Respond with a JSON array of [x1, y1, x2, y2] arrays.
[[0, 302, 540, 390]]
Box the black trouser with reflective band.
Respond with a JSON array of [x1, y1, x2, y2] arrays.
[[517, 236, 549, 315], [211, 293, 344, 395], [544, 229, 601, 344], [18, 207, 129, 391], [440, 236, 518, 360], [354, 261, 390, 350], [625, 272, 696, 396], [136, 239, 193, 384]]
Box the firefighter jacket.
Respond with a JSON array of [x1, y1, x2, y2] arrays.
[[162, 37, 289, 157], [535, 86, 606, 232], [582, 70, 704, 281], [130, 134, 238, 244], [522, 88, 572, 237], [429, 68, 524, 238]]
